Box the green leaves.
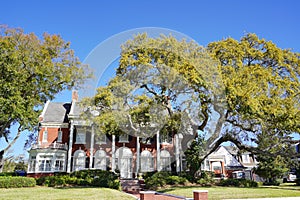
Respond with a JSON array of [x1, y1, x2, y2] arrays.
[[0, 25, 91, 145]]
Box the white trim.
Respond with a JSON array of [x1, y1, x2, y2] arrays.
[[40, 123, 69, 128], [39, 100, 50, 121]]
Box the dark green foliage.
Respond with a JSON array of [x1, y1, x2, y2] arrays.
[[144, 171, 188, 190], [295, 178, 300, 186], [0, 172, 17, 176], [184, 136, 206, 180], [262, 181, 280, 186], [196, 171, 215, 186], [0, 177, 36, 188], [218, 179, 258, 187], [35, 169, 120, 189]]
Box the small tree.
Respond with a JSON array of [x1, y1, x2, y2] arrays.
[[184, 136, 206, 179], [254, 155, 289, 184]]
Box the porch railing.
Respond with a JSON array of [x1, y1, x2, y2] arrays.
[[31, 142, 68, 150]]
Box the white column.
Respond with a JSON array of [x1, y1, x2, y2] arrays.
[[175, 134, 180, 173], [112, 135, 116, 171], [67, 120, 74, 173], [156, 131, 161, 171], [136, 136, 140, 178], [89, 125, 95, 169]]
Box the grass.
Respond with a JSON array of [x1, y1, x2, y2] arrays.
[[157, 183, 300, 200], [1, 184, 300, 200], [0, 186, 136, 200]]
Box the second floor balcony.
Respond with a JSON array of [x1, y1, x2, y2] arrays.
[[31, 142, 68, 150]]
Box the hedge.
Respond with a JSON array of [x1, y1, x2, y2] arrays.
[[0, 177, 36, 188], [36, 169, 120, 190]]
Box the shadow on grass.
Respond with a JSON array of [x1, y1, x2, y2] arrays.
[[158, 185, 209, 193], [52, 186, 108, 190], [158, 184, 300, 193]]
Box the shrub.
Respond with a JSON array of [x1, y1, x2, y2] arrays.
[[0, 172, 17, 177], [36, 169, 120, 189], [0, 177, 36, 188], [262, 181, 280, 186], [166, 175, 187, 185], [144, 171, 188, 189], [218, 179, 258, 187]]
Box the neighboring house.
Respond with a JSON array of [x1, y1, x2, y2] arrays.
[[202, 146, 259, 179], [27, 91, 195, 178]]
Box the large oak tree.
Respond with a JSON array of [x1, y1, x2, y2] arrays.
[[85, 33, 299, 174]]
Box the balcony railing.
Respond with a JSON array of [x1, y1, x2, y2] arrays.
[[31, 142, 68, 150]]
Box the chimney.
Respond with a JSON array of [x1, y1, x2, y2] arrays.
[[72, 90, 78, 102]]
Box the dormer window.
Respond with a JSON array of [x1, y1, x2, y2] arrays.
[[57, 130, 63, 143], [119, 134, 129, 143], [42, 130, 48, 143]]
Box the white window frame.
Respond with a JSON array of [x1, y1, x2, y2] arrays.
[[42, 130, 48, 143], [57, 130, 63, 143], [119, 134, 129, 143], [75, 132, 86, 144], [38, 156, 53, 172], [160, 150, 171, 171], [73, 150, 86, 171]]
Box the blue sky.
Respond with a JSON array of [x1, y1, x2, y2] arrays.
[[1, 0, 300, 157]]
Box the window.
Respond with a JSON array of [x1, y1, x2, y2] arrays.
[[73, 150, 86, 171], [160, 150, 171, 171], [38, 156, 53, 172], [42, 131, 48, 143], [160, 134, 172, 144], [57, 131, 63, 143], [75, 132, 86, 144], [55, 160, 64, 171], [94, 150, 107, 170], [141, 138, 151, 145], [95, 134, 106, 144], [55, 156, 65, 171], [119, 134, 129, 143], [28, 156, 36, 172]]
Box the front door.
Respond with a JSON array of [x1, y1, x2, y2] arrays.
[[119, 157, 132, 178], [116, 147, 133, 179]]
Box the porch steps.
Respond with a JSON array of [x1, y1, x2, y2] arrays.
[[120, 179, 144, 194]]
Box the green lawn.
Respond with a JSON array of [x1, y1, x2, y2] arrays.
[[1, 184, 300, 200], [0, 186, 136, 200], [158, 184, 300, 200]]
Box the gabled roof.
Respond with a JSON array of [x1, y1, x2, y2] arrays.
[[223, 146, 239, 155], [42, 102, 71, 123]]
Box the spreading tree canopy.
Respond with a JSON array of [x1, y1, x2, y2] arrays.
[[0, 25, 91, 168], [84, 33, 300, 172]]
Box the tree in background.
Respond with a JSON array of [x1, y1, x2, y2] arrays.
[[207, 33, 300, 159], [0, 25, 92, 171]]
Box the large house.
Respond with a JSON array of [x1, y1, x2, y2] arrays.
[[27, 91, 193, 178], [27, 91, 259, 179]]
